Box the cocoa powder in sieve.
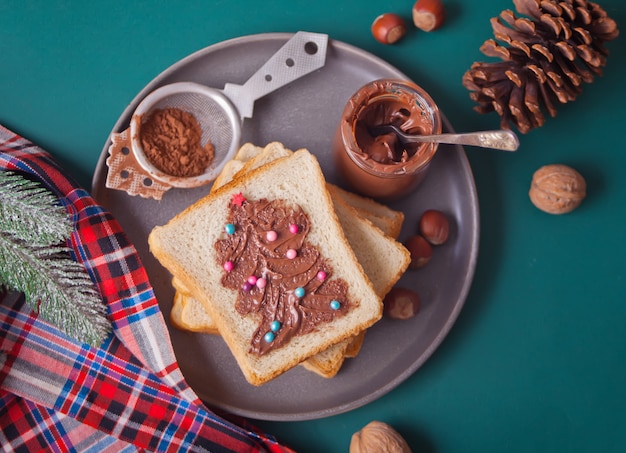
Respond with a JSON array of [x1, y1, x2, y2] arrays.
[[139, 107, 215, 177]]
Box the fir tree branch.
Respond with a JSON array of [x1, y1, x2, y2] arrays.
[[0, 171, 111, 347], [0, 171, 72, 245]]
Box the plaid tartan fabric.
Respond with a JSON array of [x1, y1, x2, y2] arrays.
[[0, 125, 295, 453]]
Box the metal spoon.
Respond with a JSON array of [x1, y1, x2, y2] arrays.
[[369, 124, 519, 151]]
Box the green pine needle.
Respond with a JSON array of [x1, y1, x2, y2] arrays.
[[0, 171, 111, 347]]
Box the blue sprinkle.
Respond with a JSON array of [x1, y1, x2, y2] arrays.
[[264, 331, 275, 343], [330, 300, 341, 310], [294, 287, 305, 298], [270, 320, 281, 332], [225, 223, 236, 235]]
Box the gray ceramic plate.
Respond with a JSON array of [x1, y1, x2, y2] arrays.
[[92, 33, 479, 421]]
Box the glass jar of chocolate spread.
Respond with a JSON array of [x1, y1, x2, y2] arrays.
[[333, 79, 442, 200]]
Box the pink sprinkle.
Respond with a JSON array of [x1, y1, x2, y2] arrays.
[[317, 271, 327, 281], [247, 275, 258, 285], [286, 249, 297, 259], [289, 224, 299, 234], [224, 261, 234, 272], [266, 230, 278, 242], [256, 277, 267, 289]]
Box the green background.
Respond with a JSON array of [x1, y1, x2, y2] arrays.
[[1, 1, 625, 451]]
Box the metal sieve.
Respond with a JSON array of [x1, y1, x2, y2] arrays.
[[129, 82, 242, 189], [106, 31, 328, 200]]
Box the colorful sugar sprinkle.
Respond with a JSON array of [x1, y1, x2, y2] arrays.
[[270, 320, 281, 332], [231, 192, 247, 206]]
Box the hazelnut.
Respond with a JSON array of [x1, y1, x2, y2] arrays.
[[529, 164, 586, 214], [383, 287, 421, 320], [412, 0, 446, 32], [404, 234, 433, 269], [350, 420, 412, 453], [371, 13, 407, 45], [419, 209, 450, 245]]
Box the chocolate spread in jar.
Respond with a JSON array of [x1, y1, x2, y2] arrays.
[[214, 195, 352, 356], [354, 98, 431, 164], [334, 79, 441, 200]]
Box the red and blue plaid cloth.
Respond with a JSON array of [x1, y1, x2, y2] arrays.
[[0, 124, 295, 452]]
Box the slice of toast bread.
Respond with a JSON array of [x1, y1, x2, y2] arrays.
[[149, 149, 382, 385]]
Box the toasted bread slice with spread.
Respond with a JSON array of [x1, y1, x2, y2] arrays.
[[150, 149, 383, 385]]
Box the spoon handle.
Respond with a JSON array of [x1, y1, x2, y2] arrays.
[[412, 130, 519, 151]]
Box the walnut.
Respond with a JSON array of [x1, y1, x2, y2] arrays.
[[350, 421, 412, 453], [529, 164, 586, 214]]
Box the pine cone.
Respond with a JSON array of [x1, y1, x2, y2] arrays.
[[463, 0, 619, 133]]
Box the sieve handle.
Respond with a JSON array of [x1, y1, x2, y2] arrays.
[[222, 31, 328, 119]]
